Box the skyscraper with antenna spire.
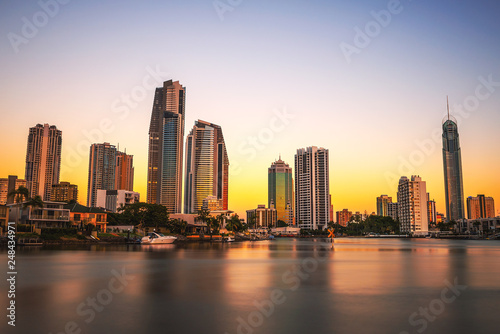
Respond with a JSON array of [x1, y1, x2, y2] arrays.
[[442, 97, 465, 222]]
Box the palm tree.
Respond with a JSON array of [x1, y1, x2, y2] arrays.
[[210, 216, 221, 237], [216, 213, 226, 230], [196, 209, 211, 236], [225, 214, 236, 232], [225, 216, 235, 232], [226, 214, 244, 233], [8, 186, 30, 205], [23, 195, 45, 231], [8, 186, 31, 226], [248, 213, 257, 230]]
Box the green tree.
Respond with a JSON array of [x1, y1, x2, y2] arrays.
[[119, 203, 170, 231], [107, 212, 126, 226], [276, 220, 288, 228], [143, 204, 170, 231]]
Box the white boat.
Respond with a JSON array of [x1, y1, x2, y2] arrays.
[[141, 232, 177, 244], [225, 236, 235, 242]]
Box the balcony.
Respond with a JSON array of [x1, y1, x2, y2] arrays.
[[29, 210, 70, 221]]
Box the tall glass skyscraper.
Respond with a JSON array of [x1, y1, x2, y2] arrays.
[[184, 120, 229, 214], [268, 157, 294, 225], [25, 123, 62, 201], [147, 80, 185, 213], [87, 142, 116, 207], [115, 151, 134, 191], [294, 146, 330, 230], [442, 107, 465, 222]]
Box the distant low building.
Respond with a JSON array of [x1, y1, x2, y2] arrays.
[[246, 205, 277, 228], [51, 182, 78, 203], [467, 195, 495, 219], [427, 193, 437, 224], [387, 202, 399, 221], [271, 226, 300, 235], [457, 217, 500, 235], [376, 195, 392, 216], [0, 175, 27, 205], [202, 196, 223, 212], [336, 209, 352, 227], [96, 189, 140, 213], [0, 205, 9, 235]]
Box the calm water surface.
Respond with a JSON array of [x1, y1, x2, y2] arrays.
[[1, 238, 500, 334]]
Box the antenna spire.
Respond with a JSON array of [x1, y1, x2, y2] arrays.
[[447, 96, 450, 120]]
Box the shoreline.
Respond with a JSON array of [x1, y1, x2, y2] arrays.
[[1, 234, 497, 248]]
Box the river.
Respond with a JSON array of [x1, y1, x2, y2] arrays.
[[1, 238, 499, 334]]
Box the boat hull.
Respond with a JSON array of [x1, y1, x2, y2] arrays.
[[141, 237, 177, 245]]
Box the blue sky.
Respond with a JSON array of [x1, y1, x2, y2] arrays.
[[1, 0, 499, 216]]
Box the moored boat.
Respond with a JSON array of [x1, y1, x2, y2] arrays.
[[141, 232, 177, 244]]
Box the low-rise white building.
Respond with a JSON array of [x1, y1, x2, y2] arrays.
[[96, 190, 140, 213], [8, 201, 70, 230]]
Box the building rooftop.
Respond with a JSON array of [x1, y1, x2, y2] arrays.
[[64, 203, 107, 214]]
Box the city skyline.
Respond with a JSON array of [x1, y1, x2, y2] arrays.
[[1, 95, 499, 221], [1, 1, 500, 219]]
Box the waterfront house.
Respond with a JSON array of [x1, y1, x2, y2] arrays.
[[8, 201, 70, 230], [64, 203, 108, 231]]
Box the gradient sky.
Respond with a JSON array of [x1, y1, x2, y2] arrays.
[[1, 0, 500, 219]]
